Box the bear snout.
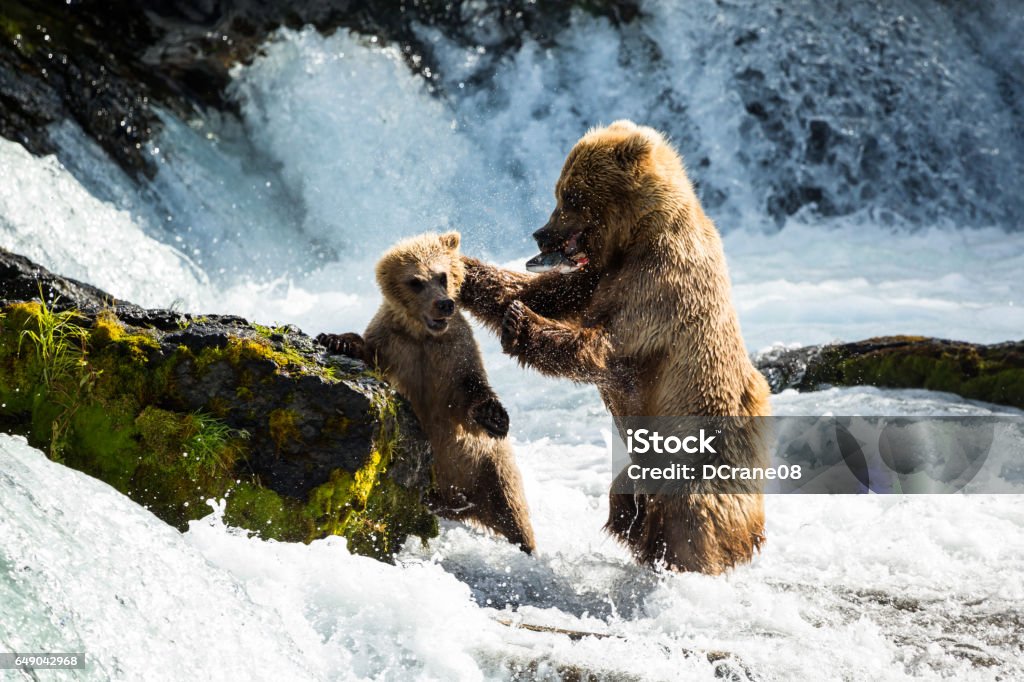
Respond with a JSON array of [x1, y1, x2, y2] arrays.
[[533, 213, 567, 252], [434, 298, 455, 317]]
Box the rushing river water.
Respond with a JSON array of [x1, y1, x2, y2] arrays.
[[1, 1, 1023, 679]]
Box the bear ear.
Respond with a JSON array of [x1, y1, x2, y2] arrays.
[[439, 231, 461, 252], [613, 132, 652, 169], [608, 119, 638, 132]]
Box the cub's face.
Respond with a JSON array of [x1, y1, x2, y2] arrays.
[[394, 258, 456, 334], [377, 232, 463, 336], [531, 121, 656, 273]]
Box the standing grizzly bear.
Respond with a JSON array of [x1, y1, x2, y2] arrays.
[[318, 232, 536, 554], [459, 121, 771, 574]]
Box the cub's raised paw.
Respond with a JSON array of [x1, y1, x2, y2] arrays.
[[317, 332, 366, 360], [471, 396, 510, 439], [501, 300, 531, 354]]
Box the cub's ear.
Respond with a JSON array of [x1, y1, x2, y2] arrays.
[[614, 132, 652, 169], [608, 119, 638, 132], [439, 231, 461, 252]]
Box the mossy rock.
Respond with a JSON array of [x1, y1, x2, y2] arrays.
[[755, 336, 1024, 409], [0, 248, 437, 561]]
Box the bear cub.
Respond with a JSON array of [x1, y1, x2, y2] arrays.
[[318, 232, 535, 553]]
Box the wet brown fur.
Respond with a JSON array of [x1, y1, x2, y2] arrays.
[[326, 232, 535, 553], [459, 121, 771, 573]]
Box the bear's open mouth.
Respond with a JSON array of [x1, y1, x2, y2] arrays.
[[425, 316, 449, 332], [526, 231, 589, 274]]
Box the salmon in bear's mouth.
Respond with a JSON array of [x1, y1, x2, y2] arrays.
[[526, 231, 589, 274]]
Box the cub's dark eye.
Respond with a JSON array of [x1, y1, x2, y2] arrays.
[[407, 279, 425, 292], [439, 273, 448, 289]]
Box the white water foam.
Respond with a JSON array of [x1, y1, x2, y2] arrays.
[[726, 223, 1024, 349], [4, 402, 1023, 681], [0, 138, 207, 311]]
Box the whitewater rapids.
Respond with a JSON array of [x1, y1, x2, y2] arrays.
[[2, 1, 1024, 678]]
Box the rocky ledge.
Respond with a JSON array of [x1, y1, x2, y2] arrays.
[[755, 336, 1024, 410], [0, 248, 436, 560]]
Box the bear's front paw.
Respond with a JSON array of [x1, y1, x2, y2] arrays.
[[501, 301, 531, 355], [471, 396, 510, 439], [317, 332, 366, 360]]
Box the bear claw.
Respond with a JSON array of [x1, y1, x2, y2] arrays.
[[501, 301, 530, 354], [317, 332, 366, 360], [471, 396, 510, 439]]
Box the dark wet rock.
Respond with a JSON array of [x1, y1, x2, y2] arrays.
[[0, 247, 437, 560], [755, 336, 1024, 409], [0, 0, 639, 178], [0, 249, 114, 309], [0, 1, 169, 177]]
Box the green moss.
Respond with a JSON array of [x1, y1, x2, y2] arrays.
[[223, 483, 311, 542], [356, 477, 438, 556], [962, 369, 1024, 408], [220, 386, 437, 558], [130, 407, 247, 529], [325, 413, 352, 436], [802, 340, 1024, 409], [268, 407, 301, 450], [135, 406, 184, 459], [0, 306, 43, 412], [176, 315, 209, 330], [0, 304, 241, 524], [29, 392, 62, 450], [0, 301, 436, 560], [304, 443, 436, 559], [843, 353, 1024, 408], [191, 335, 327, 380], [90, 310, 160, 357], [3, 302, 40, 332], [306, 468, 360, 536], [4, 298, 100, 459], [0, 16, 22, 41], [136, 406, 246, 478], [129, 454, 234, 530], [66, 401, 142, 490], [251, 322, 289, 339], [339, 385, 437, 558]]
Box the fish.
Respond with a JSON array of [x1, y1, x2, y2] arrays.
[[525, 250, 589, 274]]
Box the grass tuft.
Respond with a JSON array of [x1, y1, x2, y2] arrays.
[[18, 291, 88, 389], [183, 411, 250, 478]]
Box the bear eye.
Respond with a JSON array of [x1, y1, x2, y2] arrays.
[[562, 189, 583, 211], [407, 279, 425, 292], [439, 273, 448, 289]]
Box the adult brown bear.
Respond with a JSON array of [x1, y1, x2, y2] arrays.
[[459, 120, 771, 574]]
